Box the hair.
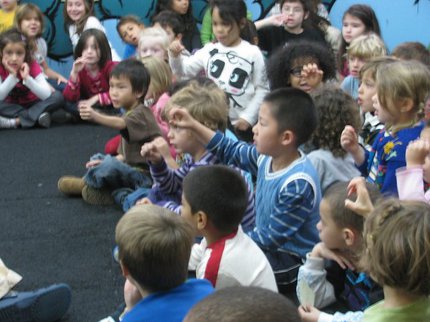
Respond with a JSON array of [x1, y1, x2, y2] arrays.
[[263, 88, 317, 146], [140, 56, 172, 102], [116, 15, 144, 40], [362, 199, 430, 296], [0, 28, 32, 64], [347, 33, 386, 60], [278, 0, 310, 12], [73, 28, 111, 69], [14, 3, 44, 39], [116, 204, 194, 293], [164, 80, 228, 132], [168, 76, 217, 96], [241, 19, 258, 45], [210, 0, 247, 29], [152, 10, 185, 37], [153, 0, 195, 35], [138, 26, 170, 56], [376, 60, 430, 126], [183, 165, 248, 234], [184, 286, 301, 322], [391, 41, 430, 68], [359, 56, 397, 81], [338, 4, 381, 72], [311, 84, 361, 158], [63, 0, 94, 35], [110, 59, 151, 102], [267, 40, 336, 90]]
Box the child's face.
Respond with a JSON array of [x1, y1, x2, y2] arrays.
[[212, 7, 241, 47], [1, 42, 25, 73], [138, 37, 166, 59], [420, 128, 430, 182], [171, 0, 189, 15], [167, 117, 197, 155], [66, 0, 87, 22], [180, 194, 199, 236], [153, 23, 176, 44], [316, 199, 348, 250], [20, 14, 42, 38], [119, 22, 143, 46], [288, 58, 320, 93], [358, 71, 377, 113], [281, 1, 307, 32], [372, 92, 396, 124], [109, 75, 139, 110], [0, 0, 18, 12], [348, 56, 366, 77], [82, 36, 100, 66], [342, 14, 366, 44]]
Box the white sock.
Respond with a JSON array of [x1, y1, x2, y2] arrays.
[[0, 116, 17, 129]]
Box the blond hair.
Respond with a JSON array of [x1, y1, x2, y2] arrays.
[[362, 199, 430, 296], [347, 33, 386, 60], [140, 56, 172, 101], [116, 204, 194, 293], [359, 56, 397, 81], [138, 26, 169, 55], [164, 80, 228, 132]]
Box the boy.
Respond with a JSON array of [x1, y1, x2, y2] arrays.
[[0, 0, 18, 33], [182, 165, 277, 291], [57, 59, 161, 205], [115, 204, 214, 322], [257, 0, 326, 57], [341, 33, 386, 100], [169, 87, 321, 288], [152, 10, 185, 46], [116, 15, 145, 59], [297, 181, 383, 322]]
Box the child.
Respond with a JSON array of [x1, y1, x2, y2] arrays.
[[137, 26, 169, 61], [168, 87, 321, 287], [14, 3, 68, 89], [152, 0, 201, 52], [257, 0, 326, 57], [266, 40, 336, 93], [63, 28, 117, 117], [139, 81, 256, 230], [183, 165, 277, 291], [115, 204, 214, 322], [152, 10, 185, 45], [63, 0, 120, 60], [341, 33, 386, 101], [0, 0, 18, 33], [116, 15, 145, 59], [169, 0, 269, 141], [396, 120, 430, 201], [338, 4, 381, 78], [308, 85, 361, 193], [58, 59, 161, 205], [361, 199, 430, 321], [0, 28, 63, 129], [392, 41, 430, 68], [341, 60, 430, 196], [297, 181, 383, 322]]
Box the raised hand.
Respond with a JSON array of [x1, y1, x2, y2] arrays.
[[19, 62, 30, 80], [169, 39, 185, 57], [140, 140, 163, 164], [301, 63, 324, 90], [345, 176, 374, 217], [406, 139, 430, 168]]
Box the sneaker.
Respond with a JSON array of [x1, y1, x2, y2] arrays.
[[0, 116, 17, 129], [57, 176, 85, 196], [37, 112, 51, 128], [0, 283, 71, 322], [82, 185, 114, 206]]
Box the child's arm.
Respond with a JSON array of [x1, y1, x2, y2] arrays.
[[168, 41, 206, 79], [298, 306, 364, 322], [40, 60, 67, 85], [79, 103, 125, 130], [0, 74, 19, 100], [254, 13, 285, 30], [341, 125, 366, 166], [63, 57, 87, 102], [20, 63, 51, 100]]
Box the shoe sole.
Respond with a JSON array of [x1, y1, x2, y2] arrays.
[[0, 284, 71, 322], [82, 185, 114, 206], [38, 113, 51, 128]]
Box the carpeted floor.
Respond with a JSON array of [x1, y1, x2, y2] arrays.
[[0, 123, 125, 321]]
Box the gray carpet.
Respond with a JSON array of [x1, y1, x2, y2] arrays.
[[0, 123, 124, 321]]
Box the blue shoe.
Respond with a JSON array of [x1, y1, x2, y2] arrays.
[[0, 283, 71, 322]]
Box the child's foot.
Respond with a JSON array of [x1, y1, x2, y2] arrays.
[[82, 185, 115, 206], [57, 176, 85, 196], [37, 112, 51, 128], [0, 116, 17, 129]]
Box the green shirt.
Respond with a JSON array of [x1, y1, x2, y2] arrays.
[[363, 297, 430, 322]]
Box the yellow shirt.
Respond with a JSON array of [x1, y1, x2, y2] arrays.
[[0, 8, 17, 33]]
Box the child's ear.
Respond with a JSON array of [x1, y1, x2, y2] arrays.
[[175, 33, 183, 42], [342, 228, 356, 247], [239, 18, 247, 30], [303, 11, 309, 20], [196, 211, 208, 230], [135, 90, 144, 100], [119, 260, 130, 278], [399, 97, 414, 113], [280, 129, 296, 147]]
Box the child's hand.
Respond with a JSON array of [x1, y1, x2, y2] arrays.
[[152, 137, 172, 159], [298, 305, 321, 322], [345, 176, 374, 217], [169, 39, 184, 57], [340, 125, 359, 154], [71, 57, 87, 76], [19, 63, 30, 80], [85, 159, 103, 168], [234, 118, 251, 132], [57, 74, 68, 85], [406, 139, 430, 168], [168, 106, 196, 130], [79, 103, 96, 121], [310, 242, 355, 270], [301, 63, 323, 90], [140, 141, 163, 164], [136, 197, 152, 206]]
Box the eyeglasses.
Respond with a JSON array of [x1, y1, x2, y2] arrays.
[[290, 66, 303, 78]]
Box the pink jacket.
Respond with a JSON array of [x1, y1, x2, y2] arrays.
[[396, 166, 430, 202]]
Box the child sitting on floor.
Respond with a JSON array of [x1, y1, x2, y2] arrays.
[[116, 15, 145, 60]]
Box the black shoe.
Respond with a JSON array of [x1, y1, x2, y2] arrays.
[[37, 112, 51, 128]]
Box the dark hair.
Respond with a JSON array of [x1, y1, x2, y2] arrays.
[[153, 0, 195, 35], [211, 0, 247, 28], [241, 19, 258, 45], [183, 165, 247, 234], [0, 28, 32, 64], [74, 28, 112, 69], [110, 59, 150, 101], [279, 0, 310, 12], [116, 15, 143, 37], [267, 40, 336, 90], [392, 41, 430, 68], [264, 88, 318, 146], [63, 0, 94, 35], [152, 10, 185, 37], [184, 286, 301, 322]]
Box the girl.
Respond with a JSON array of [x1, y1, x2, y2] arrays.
[[308, 85, 361, 193], [63, 0, 120, 60], [137, 27, 170, 61], [14, 3, 68, 89], [152, 0, 201, 52], [0, 28, 63, 129], [338, 4, 381, 78], [341, 60, 430, 196], [266, 40, 336, 92], [63, 28, 117, 117], [0, 0, 19, 33], [168, 0, 269, 141], [116, 15, 145, 59]]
